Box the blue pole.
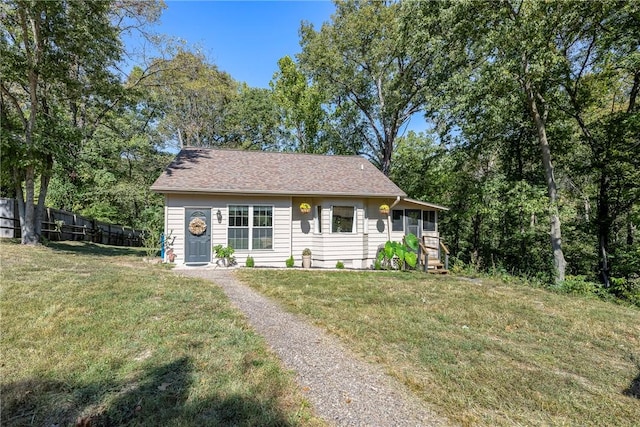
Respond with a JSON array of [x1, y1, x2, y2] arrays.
[[160, 232, 165, 259]]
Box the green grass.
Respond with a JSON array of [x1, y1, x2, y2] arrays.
[[0, 240, 324, 427], [236, 269, 640, 426]]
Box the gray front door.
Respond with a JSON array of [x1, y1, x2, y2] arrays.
[[185, 209, 211, 264], [405, 209, 421, 239]]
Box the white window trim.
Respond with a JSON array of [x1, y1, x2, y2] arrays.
[[330, 205, 356, 234], [422, 210, 438, 233], [314, 205, 322, 234], [227, 204, 274, 251]]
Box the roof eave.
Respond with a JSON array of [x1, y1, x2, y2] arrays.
[[151, 187, 406, 198], [402, 197, 449, 211]]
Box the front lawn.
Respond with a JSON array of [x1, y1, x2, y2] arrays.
[[0, 241, 323, 427], [236, 269, 640, 426]]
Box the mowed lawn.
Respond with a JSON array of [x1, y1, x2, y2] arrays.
[[0, 241, 324, 427], [236, 269, 640, 426]]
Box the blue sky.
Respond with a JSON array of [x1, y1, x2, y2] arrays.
[[149, 1, 335, 88]]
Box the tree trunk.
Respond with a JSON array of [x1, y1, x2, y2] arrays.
[[524, 80, 566, 283], [35, 159, 52, 240], [21, 166, 39, 245], [381, 135, 393, 176], [597, 171, 611, 287]]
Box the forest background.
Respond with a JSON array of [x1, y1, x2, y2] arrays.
[[1, 0, 638, 303]]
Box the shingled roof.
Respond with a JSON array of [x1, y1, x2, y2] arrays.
[[151, 148, 406, 197]]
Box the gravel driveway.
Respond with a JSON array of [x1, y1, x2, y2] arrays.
[[175, 267, 447, 427]]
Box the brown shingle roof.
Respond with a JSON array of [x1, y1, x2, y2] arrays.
[[151, 148, 406, 197]]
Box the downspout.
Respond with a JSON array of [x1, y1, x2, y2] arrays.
[[387, 196, 401, 242]]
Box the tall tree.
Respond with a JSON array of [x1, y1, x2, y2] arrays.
[[270, 56, 326, 153], [429, 0, 585, 282], [1, 1, 124, 244], [298, 0, 446, 175], [141, 50, 238, 148], [223, 83, 282, 151], [554, 1, 640, 285]]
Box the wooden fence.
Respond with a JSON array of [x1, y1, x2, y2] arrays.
[[0, 198, 143, 247]]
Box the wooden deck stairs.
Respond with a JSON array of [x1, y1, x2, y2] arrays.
[[419, 238, 449, 274]]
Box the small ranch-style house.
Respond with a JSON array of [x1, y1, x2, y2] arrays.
[[151, 148, 448, 268]]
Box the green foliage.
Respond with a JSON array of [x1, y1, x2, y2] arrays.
[[0, 0, 162, 243], [223, 84, 282, 150], [609, 277, 640, 307], [302, 248, 312, 256], [141, 229, 161, 258], [285, 256, 295, 268], [142, 49, 238, 148], [213, 244, 235, 260], [270, 56, 327, 153], [377, 233, 419, 270], [245, 256, 255, 268], [335, 261, 345, 269], [1, 1, 124, 243], [558, 276, 600, 296], [213, 244, 236, 267], [298, 1, 446, 174]]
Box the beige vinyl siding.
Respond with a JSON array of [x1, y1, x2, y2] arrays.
[[306, 199, 368, 268], [166, 203, 185, 263], [366, 199, 393, 264], [166, 194, 291, 267], [163, 194, 442, 269], [291, 198, 316, 267]]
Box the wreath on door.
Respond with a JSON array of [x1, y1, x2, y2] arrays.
[[188, 217, 207, 236]]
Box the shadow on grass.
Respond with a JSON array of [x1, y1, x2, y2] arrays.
[[624, 372, 640, 399], [46, 241, 148, 258], [2, 357, 295, 427]]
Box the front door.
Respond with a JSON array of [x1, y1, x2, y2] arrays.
[[185, 209, 211, 264], [405, 209, 421, 239]]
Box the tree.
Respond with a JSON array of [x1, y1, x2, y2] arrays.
[[426, 0, 581, 282], [553, 1, 640, 285], [141, 50, 238, 148], [270, 56, 326, 153], [1, 1, 124, 244], [298, 0, 446, 175], [223, 84, 282, 151]]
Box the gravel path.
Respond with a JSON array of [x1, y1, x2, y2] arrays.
[[175, 267, 446, 427]]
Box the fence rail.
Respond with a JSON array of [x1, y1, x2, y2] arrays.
[[0, 198, 142, 247]]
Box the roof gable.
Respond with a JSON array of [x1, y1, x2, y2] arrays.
[[151, 148, 406, 198]]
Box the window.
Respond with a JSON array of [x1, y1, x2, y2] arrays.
[[392, 209, 403, 232], [252, 206, 273, 249], [332, 206, 355, 233], [228, 205, 273, 250], [316, 205, 322, 233], [228, 205, 249, 249], [423, 211, 436, 232]]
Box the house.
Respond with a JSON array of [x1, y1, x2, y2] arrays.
[[151, 148, 448, 268]]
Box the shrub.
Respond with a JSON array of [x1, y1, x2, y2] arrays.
[[377, 233, 419, 270], [336, 261, 345, 269], [559, 276, 598, 296], [141, 229, 161, 258], [285, 256, 295, 268], [302, 248, 312, 256], [213, 244, 236, 266], [609, 277, 640, 307], [373, 259, 382, 270], [245, 256, 255, 268]]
